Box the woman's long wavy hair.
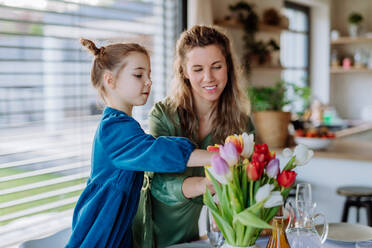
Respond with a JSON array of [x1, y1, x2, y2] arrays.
[[170, 25, 251, 144]]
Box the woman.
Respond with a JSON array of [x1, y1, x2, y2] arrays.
[[133, 25, 255, 247]]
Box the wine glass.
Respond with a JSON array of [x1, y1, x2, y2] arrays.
[[296, 183, 312, 203], [355, 240, 372, 248], [206, 208, 224, 247]]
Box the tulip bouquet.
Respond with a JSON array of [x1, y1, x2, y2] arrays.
[[204, 133, 313, 247]]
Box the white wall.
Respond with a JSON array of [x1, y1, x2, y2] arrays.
[[330, 0, 372, 119]]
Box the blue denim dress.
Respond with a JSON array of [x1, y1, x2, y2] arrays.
[[65, 107, 195, 248]]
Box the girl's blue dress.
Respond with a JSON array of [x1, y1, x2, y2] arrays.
[[65, 107, 195, 248]]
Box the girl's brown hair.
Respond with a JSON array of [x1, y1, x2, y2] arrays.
[[170, 25, 251, 144], [80, 38, 149, 102]]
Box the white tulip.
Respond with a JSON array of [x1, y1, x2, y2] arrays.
[[255, 184, 274, 203], [264, 191, 283, 208], [241, 132, 255, 158], [294, 144, 314, 166], [282, 148, 293, 158]]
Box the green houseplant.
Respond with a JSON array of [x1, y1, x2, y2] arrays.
[[248, 80, 310, 148], [348, 12, 363, 37]]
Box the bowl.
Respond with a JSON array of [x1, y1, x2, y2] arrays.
[[294, 137, 332, 150]]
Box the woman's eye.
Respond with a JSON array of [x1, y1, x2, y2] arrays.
[[193, 69, 202, 72], [212, 66, 222, 70], [133, 74, 142, 78]]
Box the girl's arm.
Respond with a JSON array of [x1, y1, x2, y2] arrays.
[[187, 149, 214, 167], [99, 114, 211, 173]]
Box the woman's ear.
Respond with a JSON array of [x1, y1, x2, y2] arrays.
[[103, 71, 115, 89]]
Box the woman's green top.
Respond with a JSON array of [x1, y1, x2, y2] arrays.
[[133, 98, 254, 247]]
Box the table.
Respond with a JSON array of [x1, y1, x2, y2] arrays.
[[168, 237, 357, 248]]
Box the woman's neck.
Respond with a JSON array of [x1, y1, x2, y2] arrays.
[[193, 96, 215, 120]]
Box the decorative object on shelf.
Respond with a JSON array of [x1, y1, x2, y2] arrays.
[[354, 48, 364, 68], [262, 8, 281, 26], [330, 49, 339, 68], [203, 133, 314, 247], [342, 57, 352, 69], [266, 216, 291, 248], [348, 12, 363, 37], [330, 29, 340, 41], [248, 80, 310, 148]]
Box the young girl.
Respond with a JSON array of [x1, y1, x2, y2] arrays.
[[65, 39, 214, 248]]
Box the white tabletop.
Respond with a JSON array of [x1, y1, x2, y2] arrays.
[[168, 237, 357, 248]]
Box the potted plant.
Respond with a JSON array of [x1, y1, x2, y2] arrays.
[[348, 12, 363, 37], [245, 39, 280, 67], [248, 80, 310, 148]]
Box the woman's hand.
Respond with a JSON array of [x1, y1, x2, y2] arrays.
[[203, 177, 216, 195], [182, 176, 216, 198]]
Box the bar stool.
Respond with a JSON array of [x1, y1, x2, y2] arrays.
[[337, 186, 372, 226]]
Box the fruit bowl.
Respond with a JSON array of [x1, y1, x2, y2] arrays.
[[294, 137, 333, 150]]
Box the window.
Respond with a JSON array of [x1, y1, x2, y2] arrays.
[[0, 0, 182, 246], [281, 1, 310, 113]]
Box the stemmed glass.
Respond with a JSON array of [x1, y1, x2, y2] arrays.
[[296, 183, 312, 203], [206, 207, 224, 247]]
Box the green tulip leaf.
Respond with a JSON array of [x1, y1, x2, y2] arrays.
[[233, 209, 273, 229]]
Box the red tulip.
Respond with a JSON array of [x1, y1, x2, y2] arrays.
[[247, 160, 264, 181], [207, 144, 220, 152], [277, 170, 297, 188]]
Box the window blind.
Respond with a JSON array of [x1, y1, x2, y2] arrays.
[[0, 0, 182, 246]]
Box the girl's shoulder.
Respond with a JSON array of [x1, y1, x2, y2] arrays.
[[100, 107, 142, 132]]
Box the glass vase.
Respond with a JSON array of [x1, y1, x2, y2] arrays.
[[222, 243, 260, 248]]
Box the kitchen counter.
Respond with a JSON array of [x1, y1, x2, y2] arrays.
[[274, 125, 372, 162], [315, 138, 372, 162]]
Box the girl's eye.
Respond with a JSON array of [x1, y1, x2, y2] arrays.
[[212, 66, 222, 70], [133, 74, 142, 78], [193, 69, 202, 72]]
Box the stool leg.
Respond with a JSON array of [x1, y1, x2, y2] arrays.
[[356, 197, 362, 223], [342, 198, 351, 223], [366, 201, 372, 227]]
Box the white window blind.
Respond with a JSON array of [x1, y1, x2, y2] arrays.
[[0, 0, 182, 246]]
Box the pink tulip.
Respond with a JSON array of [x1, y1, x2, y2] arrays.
[[211, 154, 229, 175], [219, 142, 239, 167], [207, 154, 232, 184], [266, 158, 280, 178]]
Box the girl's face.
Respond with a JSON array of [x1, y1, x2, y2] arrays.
[[184, 44, 228, 104], [113, 52, 152, 108]]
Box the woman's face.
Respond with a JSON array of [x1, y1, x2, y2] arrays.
[[184, 44, 228, 104]]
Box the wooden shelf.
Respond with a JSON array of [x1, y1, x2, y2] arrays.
[[214, 19, 288, 33], [330, 67, 372, 73], [251, 66, 284, 71], [331, 36, 372, 45]]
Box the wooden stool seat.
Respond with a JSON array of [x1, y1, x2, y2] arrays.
[[337, 186, 372, 197], [337, 186, 372, 226]]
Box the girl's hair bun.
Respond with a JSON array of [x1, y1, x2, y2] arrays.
[[80, 38, 104, 57]]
